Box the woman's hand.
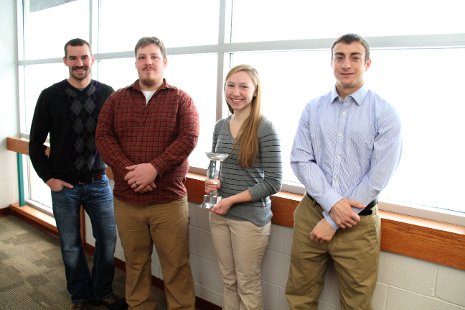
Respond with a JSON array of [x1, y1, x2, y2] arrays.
[[205, 179, 220, 193], [210, 197, 233, 215]]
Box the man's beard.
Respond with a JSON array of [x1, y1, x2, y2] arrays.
[[140, 77, 157, 88]]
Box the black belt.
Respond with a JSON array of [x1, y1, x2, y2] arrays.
[[359, 199, 377, 216], [76, 174, 103, 184], [307, 193, 377, 216]]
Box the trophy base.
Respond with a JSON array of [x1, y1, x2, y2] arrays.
[[199, 194, 221, 209]]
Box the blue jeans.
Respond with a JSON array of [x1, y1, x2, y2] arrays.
[[51, 175, 116, 303]]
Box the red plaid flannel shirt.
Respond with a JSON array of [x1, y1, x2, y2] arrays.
[[96, 79, 199, 205]]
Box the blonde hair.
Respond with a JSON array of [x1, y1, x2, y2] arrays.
[[224, 64, 262, 168]]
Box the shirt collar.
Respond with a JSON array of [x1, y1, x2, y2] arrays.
[[331, 84, 368, 106], [129, 78, 173, 92]]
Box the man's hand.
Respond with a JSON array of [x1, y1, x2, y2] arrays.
[[124, 163, 158, 193], [329, 198, 365, 229], [309, 219, 336, 242], [46, 178, 73, 192]]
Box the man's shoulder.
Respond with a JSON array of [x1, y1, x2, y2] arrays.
[[365, 89, 395, 109], [92, 79, 114, 92], [107, 84, 135, 99], [304, 90, 333, 111], [163, 81, 193, 99], [43, 79, 67, 92], [363, 89, 400, 124], [167, 86, 193, 101], [36, 80, 69, 103]]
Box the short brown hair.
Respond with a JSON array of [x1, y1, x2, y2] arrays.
[[134, 37, 167, 58], [331, 33, 370, 62], [64, 38, 92, 57]]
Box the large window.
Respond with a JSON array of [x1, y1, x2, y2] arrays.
[[17, 0, 465, 224], [97, 0, 219, 52], [21, 0, 89, 60], [230, 0, 464, 42]]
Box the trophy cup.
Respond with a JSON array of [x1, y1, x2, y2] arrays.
[[200, 152, 229, 209]]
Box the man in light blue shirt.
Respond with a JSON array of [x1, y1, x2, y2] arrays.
[[286, 33, 402, 309]]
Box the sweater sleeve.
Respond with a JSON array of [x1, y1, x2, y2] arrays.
[[29, 90, 53, 183]]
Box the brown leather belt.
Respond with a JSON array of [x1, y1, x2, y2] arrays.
[[77, 174, 103, 184]]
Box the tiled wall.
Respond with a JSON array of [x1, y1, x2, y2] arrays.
[[186, 203, 465, 310]]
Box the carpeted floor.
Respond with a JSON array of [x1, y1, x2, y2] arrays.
[[0, 215, 167, 310]]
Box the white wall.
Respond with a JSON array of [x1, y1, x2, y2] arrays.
[[0, 0, 19, 210]]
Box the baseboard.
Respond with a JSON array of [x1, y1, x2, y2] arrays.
[[0, 207, 10, 216], [6, 205, 221, 310], [8, 204, 59, 239]]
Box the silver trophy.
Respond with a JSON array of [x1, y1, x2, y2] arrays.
[[200, 152, 229, 209]]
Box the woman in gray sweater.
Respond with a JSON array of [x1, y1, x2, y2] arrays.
[[205, 64, 282, 309]]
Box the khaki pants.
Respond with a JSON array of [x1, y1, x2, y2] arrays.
[[286, 195, 380, 310], [209, 213, 271, 310], [114, 197, 195, 310]]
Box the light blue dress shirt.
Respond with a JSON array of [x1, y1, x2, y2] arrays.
[[291, 84, 402, 229]]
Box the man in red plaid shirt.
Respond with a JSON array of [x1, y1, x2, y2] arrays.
[[96, 36, 199, 310]]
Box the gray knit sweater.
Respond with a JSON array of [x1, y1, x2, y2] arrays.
[[211, 116, 282, 226]]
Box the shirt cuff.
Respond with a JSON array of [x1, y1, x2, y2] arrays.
[[323, 211, 339, 230]]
